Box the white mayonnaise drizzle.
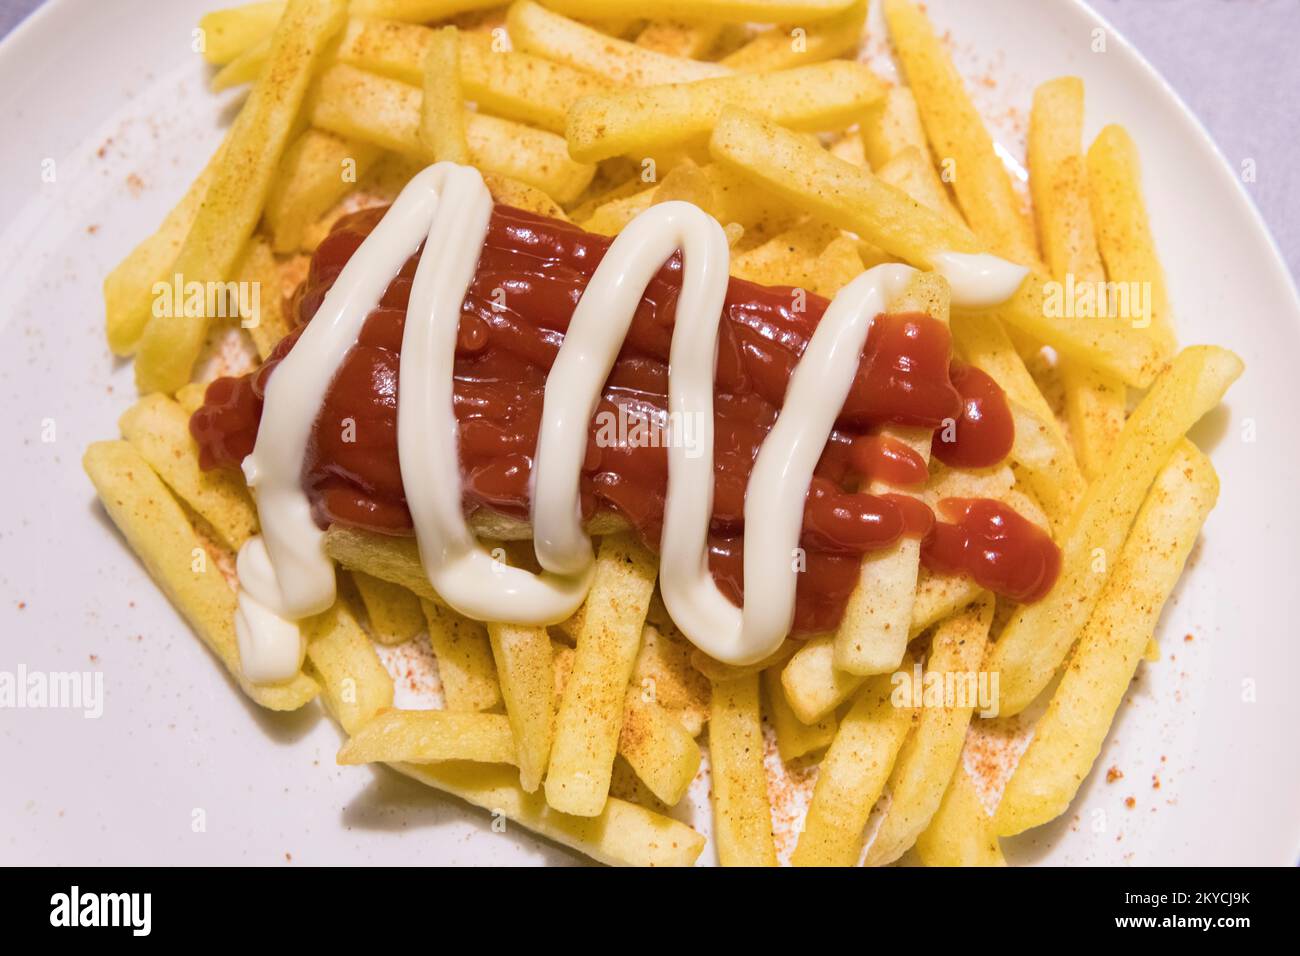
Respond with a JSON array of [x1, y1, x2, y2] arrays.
[[929, 251, 1028, 308], [234, 163, 1028, 679]]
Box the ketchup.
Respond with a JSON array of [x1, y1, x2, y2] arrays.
[[192, 204, 1059, 633]]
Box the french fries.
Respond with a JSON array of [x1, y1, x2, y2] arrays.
[[995, 441, 1217, 835], [302, 597, 392, 733], [708, 109, 1162, 387], [545, 533, 658, 816], [338, 708, 518, 765], [781, 571, 982, 725], [310, 63, 595, 203], [487, 623, 555, 792], [508, 1, 730, 86], [84, 441, 317, 710], [987, 346, 1242, 715], [103, 137, 226, 356], [538, 0, 858, 22], [307, 602, 704, 865], [418, 25, 472, 164], [135, 0, 346, 394], [397, 761, 706, 866], [118, 393, 259, 553], [265, 129, 381, 254], [1087, 124, 1178, 359], [791, 658, 915, 866], [421, 600, 502, 712], [91, 1, 1242, 868], [351, 570, 424, 645], [720, 0, 866, 72], [762, 666, 836, 761], [636, 19, 722, 58], [1029, 77, 1125, 480], [567, 61, 885, 163], [198, 2, 284, 65], [337, 19, 609, 135], [882, 0, 1039, 268], [914, 764, 1005, 866], [618, 689, 702, 806], [864, 596, 993, 866], [709, 673, 777, 866], [233, 237, 294, 359], [833, 273, 949, 676]]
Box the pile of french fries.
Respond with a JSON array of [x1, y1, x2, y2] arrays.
[[85, 0, 1242, 866]]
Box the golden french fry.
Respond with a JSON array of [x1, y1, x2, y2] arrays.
[[950, 313, 1085, 531], [310, 63, 595, 203], [833, 273, 949, 676], [1029, 76, 1125, 480], [555, 624, 706, 800], [396, 761, 706, 866], [987, 346, 1242, 715], [83, 441, 317, 710], [995, 441, 1217, 835], [535, 0, 859, 22], [567, 61, 886, 163], [211, 35, 272, 91], [352, 570, 424, 645], [618, 688, 702, 805], [337, 19, 609, 135], [508, 1, 730, 86], [1087, 124, 1177, 358], [860, 86, 927, 169], [875, 146, 964, 227], [265, 128, 380, 254], [730, 220, 840, 288], [482, 173, 569, 220], [865, 595, 994, 865], [719, 0, 865, 72], [338, 708, 518, 765], [546, 533, 658, 816], [135, 0, 347, 394], [118, 394, 259, 553], [709, 109, 1162, 387], [421, 600, 502, 712], [631, 624, 711, 737], [418, 25, 471, 165], [198, 2, 284, 65], [781, 570, 983, 724], [487, 623, 555, 792], [174, 382, 208, 416], [578, 184, 659, 235], [233, 236, 293, 359], [309, 622, 705, 866], [635, 19, 723, 58], [103, 137, 227, 356], [882, 0, 1040, 267], [791, 658, 915, 866], [762, 666, 836, 761], [709, 672, 777, 866], [858, 102, 1083, 530], [914, 764, 1005, 866], [302, 597, 392, 734], [690, 640, 795, 684]]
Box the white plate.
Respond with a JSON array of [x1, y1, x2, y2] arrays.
[[1, 0, 1297, 866]]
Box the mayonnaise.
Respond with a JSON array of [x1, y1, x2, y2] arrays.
[[235, 163, 1028, 677]]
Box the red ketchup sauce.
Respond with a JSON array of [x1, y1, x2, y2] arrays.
[[191, 204, 1058, 634]]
